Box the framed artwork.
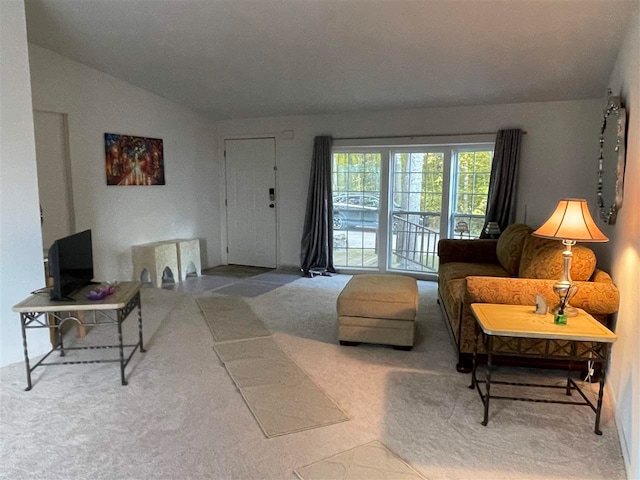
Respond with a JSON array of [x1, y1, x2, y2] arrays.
[[104, 133, 165, 186]]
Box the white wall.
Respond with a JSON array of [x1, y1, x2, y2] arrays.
[[601, 6, 640, 479], [0, 1, 50, 366], [28, 45, 221, 281], [213, 99, 602, 268]]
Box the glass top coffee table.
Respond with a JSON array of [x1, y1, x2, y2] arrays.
[[469, 303, 617, 435]]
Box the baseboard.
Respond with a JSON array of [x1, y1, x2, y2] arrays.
[[605, 382, 633, 479], [276, 264, 303, 273]]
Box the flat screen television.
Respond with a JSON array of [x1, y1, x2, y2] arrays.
[[47, 230, 94, 301]]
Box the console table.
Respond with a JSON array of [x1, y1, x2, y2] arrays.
[[469, 303, 617, 435], [12, 281, 144, 390]]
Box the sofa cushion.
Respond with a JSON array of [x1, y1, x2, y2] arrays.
[[518, 235, 596, 281], [439, 262, 511, 286], [496, 224, 533, 276]]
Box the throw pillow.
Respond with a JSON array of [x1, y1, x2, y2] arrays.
[[496, 224, 534, 276], [518, 235, 596, 281]]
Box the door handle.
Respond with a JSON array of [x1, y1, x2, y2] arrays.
[[269, 203, 275, 208], [269, 188, 275, 201]]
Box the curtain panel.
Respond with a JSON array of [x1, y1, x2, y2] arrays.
[[300, 136, 336, 276], [480, 129, 523, 238]]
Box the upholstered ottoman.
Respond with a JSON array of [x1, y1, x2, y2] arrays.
[[337, 274, 418, 350]]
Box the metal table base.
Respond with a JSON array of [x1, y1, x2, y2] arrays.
[[469, 321, 610, 435], [19, 291, 145, 391]]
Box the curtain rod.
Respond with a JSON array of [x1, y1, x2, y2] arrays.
[[334, 131, 527, 141]]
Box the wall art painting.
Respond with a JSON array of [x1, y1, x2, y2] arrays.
[[105, 133, 165, 186]]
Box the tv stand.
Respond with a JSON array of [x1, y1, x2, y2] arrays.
[[50, 296, 76, 302], [12, 281, 144, 390]]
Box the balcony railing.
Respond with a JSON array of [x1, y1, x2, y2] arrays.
[[334, 211, 487, 272], [391, 212, 440, 272]]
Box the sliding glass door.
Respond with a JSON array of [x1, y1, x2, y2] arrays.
[[331, 143, 493, 276], [332, 150, 383, 269], [389, 150, 446, 272]]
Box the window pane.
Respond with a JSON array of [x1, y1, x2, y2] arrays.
[[452, 148, 494, 239], [423, 193, 442, 213], [332, 151, 381, 270], [409, 153, 425, 172], [363, 172, 379, 192], [474, 151, 492, 171], [473, 173, 490, 193], [456, 194, 471, 214], [458, 173, 473, 193], [364, 153, 381, 171], [426, 153, 444, 172]]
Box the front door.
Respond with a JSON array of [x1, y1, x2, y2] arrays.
[[224, 138, 277, 268]]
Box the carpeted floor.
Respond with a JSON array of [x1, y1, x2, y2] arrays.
[[0, 273, 626, 479]]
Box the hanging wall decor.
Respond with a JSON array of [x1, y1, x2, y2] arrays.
[[105, 133, 165, 186]]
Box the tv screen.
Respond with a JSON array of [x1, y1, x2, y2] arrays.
[[48, 230, 94, 301]]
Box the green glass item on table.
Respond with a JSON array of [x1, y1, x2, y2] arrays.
[[554, 313, 567, 325]]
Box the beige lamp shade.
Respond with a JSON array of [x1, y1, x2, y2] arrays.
[[533, 198, 608, 242]]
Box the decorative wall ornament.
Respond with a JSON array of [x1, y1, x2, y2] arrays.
[[597, 91, 626, 224], [105, 133, 165, 186]]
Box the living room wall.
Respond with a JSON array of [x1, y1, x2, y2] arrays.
[[601, 6, 639, 478], [0, 0, 50, 367], [212, 99, 602, 269], [27, 44, 221, 282]]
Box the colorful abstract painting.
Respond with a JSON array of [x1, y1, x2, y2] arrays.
[[104, 133, 165, 186]]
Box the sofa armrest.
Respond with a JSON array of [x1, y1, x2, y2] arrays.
[[437, 239, 499, 265], [464, 276, 619, 315]]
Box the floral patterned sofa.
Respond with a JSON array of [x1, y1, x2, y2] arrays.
[[437, 224, 619, 372]]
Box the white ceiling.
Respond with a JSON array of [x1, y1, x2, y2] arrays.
[[25, 0, 634, 121]]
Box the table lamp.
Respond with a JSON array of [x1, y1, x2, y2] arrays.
[[533, 198, 608, 316]]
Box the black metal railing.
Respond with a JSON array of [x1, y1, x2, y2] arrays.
[[391, 212, 440, 272]]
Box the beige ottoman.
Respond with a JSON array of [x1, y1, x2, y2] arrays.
[[337, 274, 418, 350]]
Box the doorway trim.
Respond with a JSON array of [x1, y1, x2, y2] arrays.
[[33, 109, 76, 235]]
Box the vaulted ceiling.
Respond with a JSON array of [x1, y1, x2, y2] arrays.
[[25, 0, 635, 120]]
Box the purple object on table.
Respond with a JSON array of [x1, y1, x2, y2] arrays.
[[86, 285, 116, 301]]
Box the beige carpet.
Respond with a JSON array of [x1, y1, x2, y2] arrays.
[[197, 295, 271, 341], [215, 337, 349, 437], [295, 440, 426, 480], [0, 274, 627, 479]]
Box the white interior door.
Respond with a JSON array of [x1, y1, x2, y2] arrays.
[[33, 111, 74, 250], [225, 138, 276, 268]]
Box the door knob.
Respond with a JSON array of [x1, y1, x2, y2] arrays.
[[269, 203, 275, 208]]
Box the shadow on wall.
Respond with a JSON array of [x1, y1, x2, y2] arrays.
[[199, 238, 208, 270]]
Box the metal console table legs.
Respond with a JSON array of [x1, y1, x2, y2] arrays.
[[13, 282, 145, 390], [468, 303, 616, 435]]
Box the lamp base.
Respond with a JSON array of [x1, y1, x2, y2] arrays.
[[550, 303, 579, 317]]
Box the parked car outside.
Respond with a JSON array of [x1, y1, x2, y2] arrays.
[[332, 193, 398, 231]]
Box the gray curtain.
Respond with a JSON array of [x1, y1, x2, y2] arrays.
[[300, 136, 336, 277], [480, 129, 523, 238]]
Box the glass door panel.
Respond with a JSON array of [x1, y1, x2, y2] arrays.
[[332, 152, 382, 269], [389, 151, 444, 272]]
